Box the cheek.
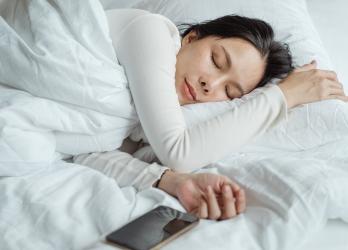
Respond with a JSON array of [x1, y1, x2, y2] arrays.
[[189, 57, 213, 79], [176, 45, 214, 91], [183, 45, 211, 72]]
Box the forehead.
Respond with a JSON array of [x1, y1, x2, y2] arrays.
[[212, 37, 263, 62]]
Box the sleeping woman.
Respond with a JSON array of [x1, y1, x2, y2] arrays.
[[74, 9, 347, 220]]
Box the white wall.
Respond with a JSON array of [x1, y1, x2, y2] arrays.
[[306, 0, 348, 91]]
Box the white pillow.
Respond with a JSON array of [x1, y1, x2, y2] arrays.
[[104, 0, 348, 153], [130, 0, 333, 68]]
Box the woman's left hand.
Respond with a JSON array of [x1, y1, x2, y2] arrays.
[[158, 171, 246, 220]]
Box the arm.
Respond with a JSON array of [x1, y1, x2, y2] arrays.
[[73, 149, 170, 191], [116, 14, 288, 172], [73, 148, 246, 220]]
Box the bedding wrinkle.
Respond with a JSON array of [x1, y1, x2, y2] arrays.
[[1, 1, 348, 250], [0, 0, 142, 168]]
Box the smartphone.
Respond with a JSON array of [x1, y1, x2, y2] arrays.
[[105, 205, 199, 250]]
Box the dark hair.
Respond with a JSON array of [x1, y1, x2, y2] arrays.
[[179, 15, 294, 88]]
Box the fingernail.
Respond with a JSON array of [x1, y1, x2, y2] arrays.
[[223, 185, 229, 193]]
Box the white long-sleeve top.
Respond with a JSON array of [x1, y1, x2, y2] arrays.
[[74, 9, 288, 191]]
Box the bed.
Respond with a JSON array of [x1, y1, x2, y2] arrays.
[[296, 1, 348, 249], [1, 0, 348, 250]]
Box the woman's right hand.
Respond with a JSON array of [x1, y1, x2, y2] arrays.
[[158, 170, 246, 220], [278, 60, 348, 109]]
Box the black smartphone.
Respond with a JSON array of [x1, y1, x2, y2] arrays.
[[105, 205, 199, 250]]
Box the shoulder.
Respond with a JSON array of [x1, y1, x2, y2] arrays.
[[105, 8, 151, 26], [121, 10, 180, 40], [106, 9, 181, 51]]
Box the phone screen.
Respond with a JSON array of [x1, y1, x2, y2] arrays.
[[105, 206, 199, 250]]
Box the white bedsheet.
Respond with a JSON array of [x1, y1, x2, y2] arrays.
[[0, 0, 348, 250], [300, 219, 348, 250], [1, 139, 348, 250]]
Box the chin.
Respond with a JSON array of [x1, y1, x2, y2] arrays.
[[178, 97, 188, 106], [178, 98, 186, 106]]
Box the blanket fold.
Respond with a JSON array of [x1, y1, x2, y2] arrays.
[[0, 1, 347, 250], [0, 0, 139, 173]]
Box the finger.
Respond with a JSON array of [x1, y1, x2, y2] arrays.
[[222, 176, 241, 193], [310, 59, 317, 66], [216, 194, 224, 207], [223, 179, 243, 210], [297, 61, 316, 70], [313, 69, 339, 82], [207, 185, 222, 220], [326, 95, 348, 102], [330, 85, 344, 92], [198, 199, 208, 219], [228, 181, 241, 193], [330, 82, 344, 90], [236, 189, 246, 214], [294, 60, 317, 73], [220, 185, 237, 220], [329, 87, 346, 96]]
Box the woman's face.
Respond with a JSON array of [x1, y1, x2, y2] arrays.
[[175, 31, 266, 105]]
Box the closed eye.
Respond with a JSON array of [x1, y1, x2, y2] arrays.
[[211, 53, 219, 69], [225, 86, 233, 100]]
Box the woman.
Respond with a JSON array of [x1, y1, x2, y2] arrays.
[[74, 9, 347, 220]]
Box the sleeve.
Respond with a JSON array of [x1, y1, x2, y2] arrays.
[[116, 14, 289, 172], [73, 149, 169, 191]]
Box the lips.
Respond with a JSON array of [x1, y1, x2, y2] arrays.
[[184, 79, 197, 101]]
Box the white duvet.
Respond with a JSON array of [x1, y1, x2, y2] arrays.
[[0, 0, 139, 174], [0, 0, 348, 250]]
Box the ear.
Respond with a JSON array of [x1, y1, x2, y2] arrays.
[[182, 30, 198, 46]]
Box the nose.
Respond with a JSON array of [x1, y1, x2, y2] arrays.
[[200, 75, 224, 94]]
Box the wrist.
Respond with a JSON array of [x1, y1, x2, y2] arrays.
[[157, 170, 189, 197], [278, 82, 296, 109]]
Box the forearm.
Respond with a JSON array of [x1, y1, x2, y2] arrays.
[[117, 14, 288, 173], [73, 149, 169, 191]]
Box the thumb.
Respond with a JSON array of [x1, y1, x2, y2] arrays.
[[294, 60, 317, 73]]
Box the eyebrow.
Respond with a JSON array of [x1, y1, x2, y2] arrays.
[[220, 45, 245, 95]]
